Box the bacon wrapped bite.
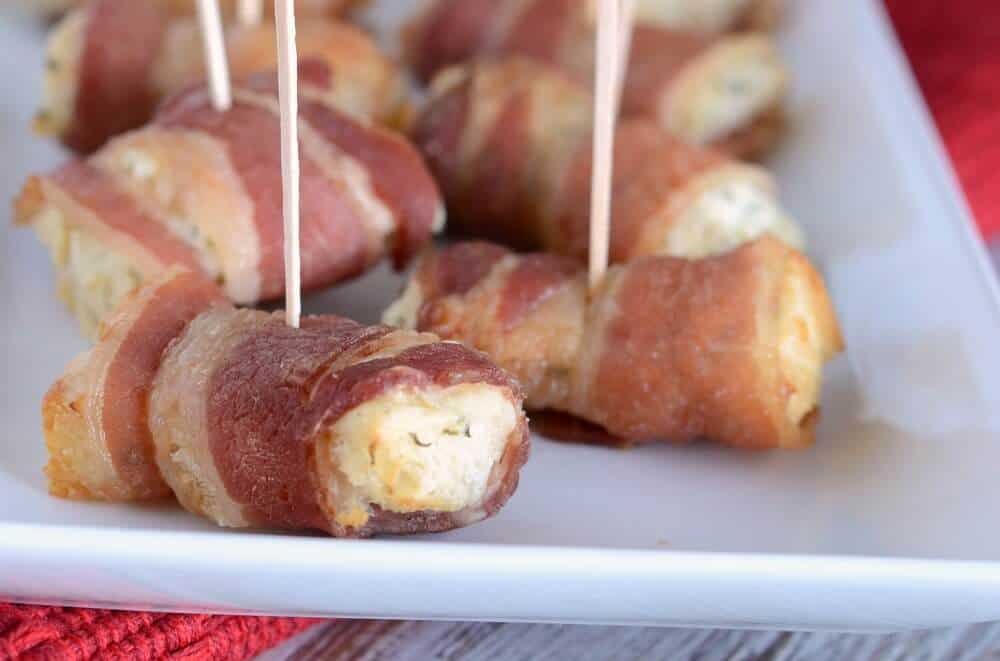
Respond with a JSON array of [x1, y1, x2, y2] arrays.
[[37, 0, 405, 153], [385, 239, 843, 450], [16, 70, 443, 340], [412, 59, 800, 263], [44, 268, 529, 537], [405, 0, 789, 157]]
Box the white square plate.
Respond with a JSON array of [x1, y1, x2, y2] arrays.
[[3, 0, 1000, 632]]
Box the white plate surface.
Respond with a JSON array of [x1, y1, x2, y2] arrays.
[[3, 0, 1000, 632]]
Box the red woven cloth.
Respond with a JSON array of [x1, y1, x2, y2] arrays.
[[0, 604, 317, 660], [885, 0, 1000, 238], [1, 3, 997, 661]]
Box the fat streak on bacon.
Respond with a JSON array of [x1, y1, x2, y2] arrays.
[[37, 0, 406, 153], [385, 239, 844, 450], [411, 58, 801, 264], [17, 68, 443, 339], [44, 268, 529, 537], [404, 0, 789, 158]]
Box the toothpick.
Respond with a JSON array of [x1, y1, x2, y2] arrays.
[[589, 0, 620, 292], [236, 0, 263, 26], [275, 0, 301, 327], [195, 0, 232, 111], [614, 0, 636, 119]]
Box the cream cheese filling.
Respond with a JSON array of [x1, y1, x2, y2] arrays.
[[778, 261, 826, 428], [666, 35, 787, 145], [34, 207, 145, 339], [322, 384, 516, 529], [662, 175, 803, 259], [382, 278, 424, 330], [35, 8, 86, 137]]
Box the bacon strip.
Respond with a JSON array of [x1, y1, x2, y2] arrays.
[[412, 59, 798, 264], [389, 239, 844, 450], [43, 268, 225, 500], [43, 276, 529, 538], [62, 0, 168, 154], [295, 97, 443, 268]]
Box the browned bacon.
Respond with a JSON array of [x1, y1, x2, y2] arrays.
[[44, 276, 530, 537], [40, 0, 406, 153], [388, 239, 844, 450], [411, 60, 799, 265], [18, 71, 443, 338], [153, 77, 443, 291]]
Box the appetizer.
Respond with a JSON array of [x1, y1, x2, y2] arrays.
[[44, 268, 529, 537], [405, 0, 789, 157], [385, 239, 843, 450], [38, 0, 405, 153], [412, 58, 801, 262], [16, 69, 443, 339]]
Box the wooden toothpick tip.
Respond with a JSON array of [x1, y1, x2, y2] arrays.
[[275, 0, 301, 327], [195, 0, 232, 111], [589, 0, 620, 293]]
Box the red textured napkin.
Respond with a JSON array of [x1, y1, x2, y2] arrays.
[[2, 3, 997, 660], [0, 604, 317, 660], [885, 0, 1000, 239]]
